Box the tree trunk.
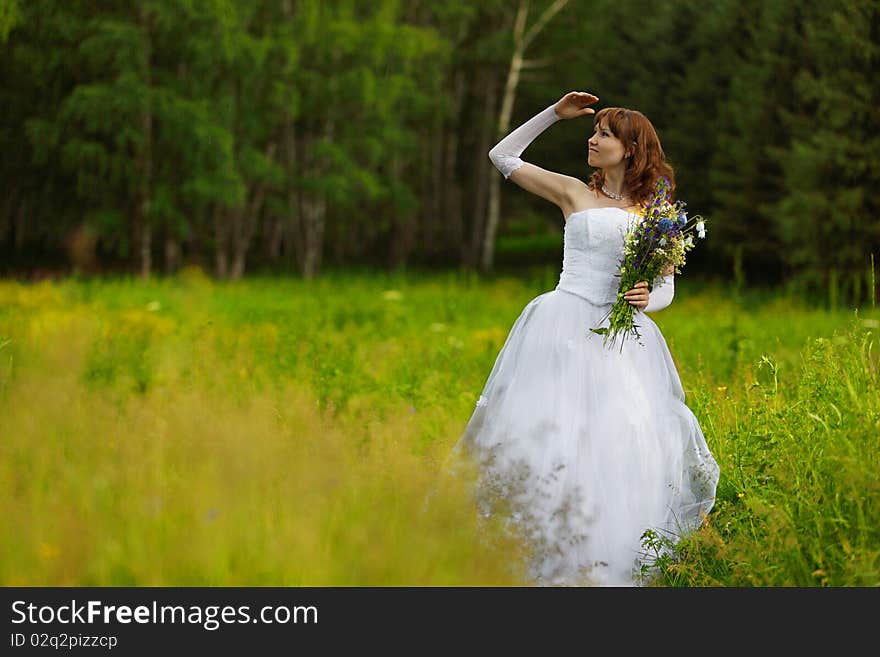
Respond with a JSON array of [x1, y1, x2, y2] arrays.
[[300, 194, 326, 279], [165, 60, 187, 276], [230, 142, 277, 279], [278, 0, 300, 273], [287, 120, 330, 279], [135, 4, 154, 279], [214, 205, 229, 279], [296, 120, 332, 279], [483, 2, 528, 273], [427, 117, 444, 255], [264, 215, 284, 261], [280, 110, 303, 267], [139, 222, 152, 278], [470, 68, 499, 268], [388, 155, 413, 268], [445, 69, 465, 261], [164, 235, 180, 274], [482, 0, 569, 272], [230, 220, 246, 279]]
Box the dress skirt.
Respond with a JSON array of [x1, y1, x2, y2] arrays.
[[451, 287, 719, 586]]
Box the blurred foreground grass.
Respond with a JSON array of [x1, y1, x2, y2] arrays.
[[0, 267, 877, 585]]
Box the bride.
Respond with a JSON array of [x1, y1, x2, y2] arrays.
[[449, 91, 720, 586]]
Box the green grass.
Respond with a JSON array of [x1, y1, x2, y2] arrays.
[[0, 267, 877, 585]]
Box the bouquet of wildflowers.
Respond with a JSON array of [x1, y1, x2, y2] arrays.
[[590, 176, 707, 352]]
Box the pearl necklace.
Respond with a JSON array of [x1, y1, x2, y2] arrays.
[[601, 182, 628, 202]]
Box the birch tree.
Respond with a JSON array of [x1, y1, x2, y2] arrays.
[[482, 0, 569, 272]]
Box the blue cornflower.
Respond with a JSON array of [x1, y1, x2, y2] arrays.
[[658, 218, 673, 232]]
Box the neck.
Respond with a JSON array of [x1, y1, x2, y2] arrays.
[[602, 167, 627, 200]]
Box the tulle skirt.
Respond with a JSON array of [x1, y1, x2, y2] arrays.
[[449, 288, 719, 586]]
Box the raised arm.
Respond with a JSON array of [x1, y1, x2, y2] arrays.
[[488, 92, 599, 215]]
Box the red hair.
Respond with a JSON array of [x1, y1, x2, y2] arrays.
[[587, 107, 675, 208]]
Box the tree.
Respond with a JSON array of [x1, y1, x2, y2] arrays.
[[482, 0, 569, 272], [286, 0, 445, 277], [0, 0, 19, 43], [770, 0, 880, 306], [1, 0, 87, 270]]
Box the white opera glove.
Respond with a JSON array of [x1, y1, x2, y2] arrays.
[[643, 274, 674, 312], [488, 104, 561, 179]]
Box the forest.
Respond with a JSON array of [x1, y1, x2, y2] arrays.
[[1, 0, 878, 303], [2, 1, 879, 590]]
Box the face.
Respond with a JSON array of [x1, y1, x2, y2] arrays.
[[587, 121, 627, 169]]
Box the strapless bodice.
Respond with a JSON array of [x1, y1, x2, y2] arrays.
[[555, 206, 639, 306]]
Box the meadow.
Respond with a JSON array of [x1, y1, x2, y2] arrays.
[[1, 267, 877, 586]]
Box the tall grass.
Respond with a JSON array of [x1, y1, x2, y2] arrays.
[[0, 268, 877, 585]]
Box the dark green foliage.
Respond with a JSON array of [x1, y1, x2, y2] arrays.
[[1, 0, 878, 306]]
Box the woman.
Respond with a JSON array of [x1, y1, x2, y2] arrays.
[[450, 91, 720, 586]]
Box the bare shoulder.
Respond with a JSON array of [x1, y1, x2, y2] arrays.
[[562, 185, 602, 218]]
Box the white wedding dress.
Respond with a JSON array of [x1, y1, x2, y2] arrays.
[[450, 205, 720, 586]]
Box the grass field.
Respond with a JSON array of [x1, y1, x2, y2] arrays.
[[1, 267, 877, 586]]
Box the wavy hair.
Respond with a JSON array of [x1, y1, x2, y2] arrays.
[[587, 107, 675, 207]]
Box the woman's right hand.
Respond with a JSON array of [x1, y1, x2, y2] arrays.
[[553, 91, 599, 120]]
